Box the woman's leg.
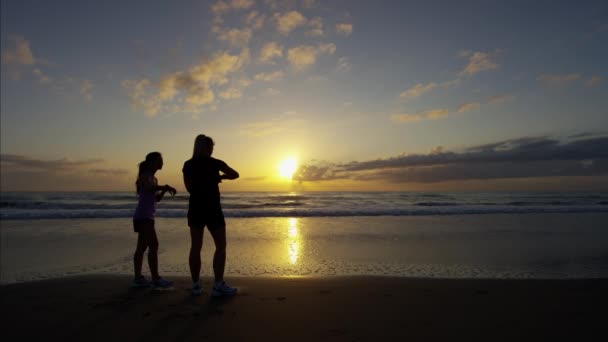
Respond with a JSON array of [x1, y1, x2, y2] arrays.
[[189, 227, 204, 283], [141, 222, 160, 280], [208, 226, 227, 283], [133, 231, 148, 278]]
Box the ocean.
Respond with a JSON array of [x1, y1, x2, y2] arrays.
[[2, 192, 608, 283], [2, 191, 608, 219]]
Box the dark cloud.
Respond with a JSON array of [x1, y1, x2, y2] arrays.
[[1, 154, 103, 171], [89, 168, 129, 175], [294, 135, 608, 183], [241, 176, 267, 181]]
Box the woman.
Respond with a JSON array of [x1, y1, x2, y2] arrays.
[[132, 152, 177, 288], [183, 134, 239, 296]]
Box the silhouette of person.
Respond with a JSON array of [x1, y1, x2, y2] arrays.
[[183, 134, 239, 296], [132, 152, 176, 288]]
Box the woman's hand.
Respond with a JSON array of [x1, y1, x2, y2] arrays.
[[164, 185, 177, 196]]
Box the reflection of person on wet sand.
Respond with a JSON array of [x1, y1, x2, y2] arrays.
[[183, 134, 239, 297], [132, 152, 176, 288]]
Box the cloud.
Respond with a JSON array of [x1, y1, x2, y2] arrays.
[[254, 71, 284, 82], [241, 176, 267, 181], [293, 135, 608, 183], [391, 108, 449, 123], [0, 154, 132, 191], [336, 23, 353, 36], [89, 168, 129, 175], [240, 116, 306, 137], [336, 56, 351, 71], [307, 17, 324, 36], [274, 11, 307, 35], [460, 50, 499, 76], [215, 27, 253, 47], [246, 11, 266, 30], [212, 0, 254, 14], [487, 94, 515, 104], [585, 76, 605, 87], [457, 102, 480, 113], [80, 79, 94, 101], [399, 82, 438, 100], [219, 87, 243, 99], [1, 35, 35, 65], [287, 43, 336, 70], [123, 49, 250, 116], [302, 0, 316, 8], [259, 42, 283, 64], [32, 68, 52, 84], [536, 73, 581, 85], [263, 87, 280, 96]]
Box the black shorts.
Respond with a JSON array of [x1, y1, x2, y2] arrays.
[[187, 206, 225, 230], [133, 218, 154, 233]]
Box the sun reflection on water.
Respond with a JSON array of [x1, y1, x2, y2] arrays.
[[287, 217, 300, 265]]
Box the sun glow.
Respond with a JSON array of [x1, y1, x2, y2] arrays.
[[279, 157, 298, 180]]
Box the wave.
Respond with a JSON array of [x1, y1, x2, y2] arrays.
[[2, 205, 607, 220]]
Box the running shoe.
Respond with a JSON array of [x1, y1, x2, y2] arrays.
[[153, 277, 174, 288], [132, 276, 153, 288], [212, 281, 237, 297], [192, 281, 203, 296]]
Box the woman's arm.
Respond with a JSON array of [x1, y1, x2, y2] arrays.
[[155, 184, 176, 202], [219, 163, 239, 180]]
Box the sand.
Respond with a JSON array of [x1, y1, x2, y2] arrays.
[[1, 275, 606, 341]]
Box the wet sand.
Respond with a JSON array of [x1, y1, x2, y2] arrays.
[[2, 275, 606, 341]]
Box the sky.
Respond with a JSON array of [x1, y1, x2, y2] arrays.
[[1, 0, 607, 192]]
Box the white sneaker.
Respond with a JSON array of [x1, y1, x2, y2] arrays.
[[212, 281, 237, 297], [192, 281, 202, 296]]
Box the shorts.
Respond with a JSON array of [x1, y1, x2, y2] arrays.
[[133, 218, 155, 233], [187, 206, 225, 231]]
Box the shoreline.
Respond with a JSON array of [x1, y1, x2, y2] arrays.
[[2, 275, 607, 340]]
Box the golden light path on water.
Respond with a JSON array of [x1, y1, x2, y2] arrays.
[[287, 217, 300, 265]]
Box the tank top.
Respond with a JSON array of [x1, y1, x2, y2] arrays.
[[134, 174, 157, 220]]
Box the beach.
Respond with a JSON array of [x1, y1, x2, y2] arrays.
[[2, 192, 608, 340], [2, 275, 606, 341]]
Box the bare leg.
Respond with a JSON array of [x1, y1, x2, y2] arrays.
[[142, 225, 160, 280], [133, 232, 148, 278], [189, 227, 204, 283], [209, 226, 227, 283]]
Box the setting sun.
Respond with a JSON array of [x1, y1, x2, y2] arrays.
[[279, 157, 298, 180]]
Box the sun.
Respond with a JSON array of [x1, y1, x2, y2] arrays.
[[279, 157, 298, 180]]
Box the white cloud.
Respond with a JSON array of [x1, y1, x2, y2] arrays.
[[336, 56, 351, 71], [123, 49, 250, 116], [460, 51, 499, 76], [391, 108, 449, 123], [399, 82, 438, 100], [536, 73, 581, 85], [259, 41, 283, 64], [263, 87, 280, 96], [274, 11, 307, 35], [457, 102, 480, 113], [585, 76, 605, 87], [32, 68, 52, 84], [219, 87, 243, 99], [488, 94, 515, 104], [1, 35, 35, 65], [246, 11, 266, 30], [215, 27, 253, 47], [80, 79, 94, 102], [287, 43, 335, 70], [307, 17, 324, 36], [302, 0, 316, 8], [254, 71, 284, 82], [336, 23, 353, 36], [212, 0, 254, 14]]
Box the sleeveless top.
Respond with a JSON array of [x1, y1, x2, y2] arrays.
[[134, 173, 157, 220]]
